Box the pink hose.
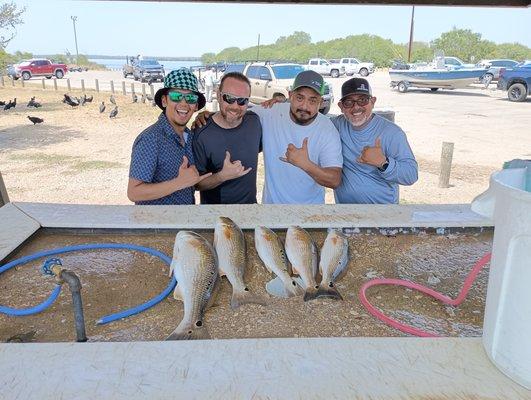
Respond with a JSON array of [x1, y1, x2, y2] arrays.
[[358, 253, 492, 337]]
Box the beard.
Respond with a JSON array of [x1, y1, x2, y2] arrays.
[[290, 108, 318, 126]]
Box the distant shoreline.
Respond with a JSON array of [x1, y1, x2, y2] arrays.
[[34, 55, 202, 61]]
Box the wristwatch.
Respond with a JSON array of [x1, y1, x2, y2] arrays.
[[378, 157, 389, 172]]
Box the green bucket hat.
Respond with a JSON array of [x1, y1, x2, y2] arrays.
[[155, 68, 206, 110]]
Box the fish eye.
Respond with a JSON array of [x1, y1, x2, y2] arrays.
[[195, 321, 203, 327]]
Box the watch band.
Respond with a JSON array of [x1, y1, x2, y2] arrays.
[[378, 157, 389, 172]]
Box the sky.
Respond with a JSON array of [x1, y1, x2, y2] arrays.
[[4, 1, 531, 57]]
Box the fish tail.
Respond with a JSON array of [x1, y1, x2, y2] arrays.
[[316, 282, 343, 300], [286, 279, 304, 297], [231, 289, 268, 310], [165, 322, 211, 341], [303, 286, 320, 302]]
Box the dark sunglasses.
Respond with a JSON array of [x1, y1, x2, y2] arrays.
[[221, 92, 249, 106], [341, 96, 372, 108], [168, 91, 199, 104]]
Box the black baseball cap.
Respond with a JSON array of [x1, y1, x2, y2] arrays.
[[341, 78, 372, 100], [292, 70, 325, 95]]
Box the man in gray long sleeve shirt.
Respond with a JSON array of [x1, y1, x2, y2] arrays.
[[330, 78, 418, 204]]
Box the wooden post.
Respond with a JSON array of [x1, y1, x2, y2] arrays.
[[11, 77, 15, 86], [0, 76, 4, 86], [81, 79, 85, 92], [0, 172, 9, 207], [41, 78, 45, 89], [141, 84, 146, 96], [150, 84, 155, 97], [122, 81, 126, 95], [53, 78, 58, 91], [67, 78, 71, 92], [21, 78, 25, 88], [95, 79, 99, 92], [130, 83, 135, 94], [110, 80, 115, 94], [438, 142, 454, 188]]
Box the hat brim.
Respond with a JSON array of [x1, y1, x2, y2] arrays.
[[339, 90, 372, 102], [154, 88, 206, 111]]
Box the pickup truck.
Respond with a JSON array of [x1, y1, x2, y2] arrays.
[[15, 59, 68, 80], [219, 62, 334, 114], [337, 58, 375, 77], [123, 58, 165, 82], [497, 62, 531, 102], [306, 58, 345, 78]]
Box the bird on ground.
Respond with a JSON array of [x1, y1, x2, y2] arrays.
[[99, 101, 106, 113], [26, 96, 35, 107], [110, 95, 116, 105], [85, 95, 93, 103], [109, 106, 118, 118], [12, 98, 17, 108], [0, 101, 5, 106], [3, 99, 15, 110], [132, 93, 138, 103], [140, 94, 146, 104], [80, 95, 86, 106], [27, 116, 44, 125], [63, 94, 79, 108]]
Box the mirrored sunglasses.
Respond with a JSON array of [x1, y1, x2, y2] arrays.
[[341, 96, 372, 108], [168, 91, 199, 104], [221, 93, 249, 106]]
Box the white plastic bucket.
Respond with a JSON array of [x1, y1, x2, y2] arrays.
[[471, 168, 531, 389]]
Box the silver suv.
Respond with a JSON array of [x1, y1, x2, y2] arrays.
[[241, 62, 333, 114]]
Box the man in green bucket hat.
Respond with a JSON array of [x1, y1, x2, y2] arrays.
[[128, 68, 211, 205]]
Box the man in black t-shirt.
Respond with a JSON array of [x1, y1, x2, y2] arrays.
[[193, 72, 262, 204]]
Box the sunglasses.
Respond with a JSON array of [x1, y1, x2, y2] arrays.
[[221, 93, 249, 106], [341, 96, 372, 108], [167, 91, 199, 104]]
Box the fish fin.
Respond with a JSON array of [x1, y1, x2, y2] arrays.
[[231, 288, 268, 309], [303, 286, 320, 302], [166, 323, 210, 341], [266, 277, 291, 298], [316, 282, 343, 300], [173, 284, 183, 301]]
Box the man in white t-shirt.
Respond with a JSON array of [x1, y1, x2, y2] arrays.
[[203, 68, 216, 103], [251, 70, 342, 204]]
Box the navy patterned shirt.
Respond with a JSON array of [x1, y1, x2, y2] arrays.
[[129, 113, 195, 205]]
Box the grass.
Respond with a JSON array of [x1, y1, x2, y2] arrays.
[[68, 160, 125, 171], [9, 153, 79, 164]]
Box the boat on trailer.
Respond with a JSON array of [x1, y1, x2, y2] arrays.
[[389, 67, 489, 92]]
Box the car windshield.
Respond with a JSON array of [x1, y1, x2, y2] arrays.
[[139, 60, 160, 66], [271, 65, 305, 79]]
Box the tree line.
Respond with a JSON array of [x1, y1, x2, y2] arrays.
[[201, 29, 531, 67]]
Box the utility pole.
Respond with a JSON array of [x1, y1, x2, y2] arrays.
[[407, 6, 415, 63], [71, 16, 79, 64], [256, 34, 261, 61]]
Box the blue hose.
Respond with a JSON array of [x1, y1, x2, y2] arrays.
[[0, 243, 174, 324]]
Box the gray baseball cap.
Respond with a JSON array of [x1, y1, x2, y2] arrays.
[[291, 70, 325, 96]]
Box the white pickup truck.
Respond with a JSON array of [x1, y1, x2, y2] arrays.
[[337, 58, 375, 77], [306, 58, 345, 78]]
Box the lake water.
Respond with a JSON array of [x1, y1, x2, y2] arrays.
[[89, 58, 202, 71]]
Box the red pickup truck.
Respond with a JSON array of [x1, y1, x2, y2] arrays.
[[15, 59, 68, 80]]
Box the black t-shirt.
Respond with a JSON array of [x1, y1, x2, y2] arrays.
[[192, 111, 262, 204]]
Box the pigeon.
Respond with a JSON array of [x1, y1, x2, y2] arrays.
[[85, 95, 93, 103], [109, 106, 118, 118], [99, 101, 106, 113], [141, 94, 146, 104], [132, 93, 138, 103], [110, 95, 116, 105], [27, 116, 44, 125]]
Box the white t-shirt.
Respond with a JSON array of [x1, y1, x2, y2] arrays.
[[252, 103, 342, 204]]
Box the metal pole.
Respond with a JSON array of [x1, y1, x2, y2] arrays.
[[256, 34, 261, 61], [71, 16, 79, 64], [407, 6, 415, 63]]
